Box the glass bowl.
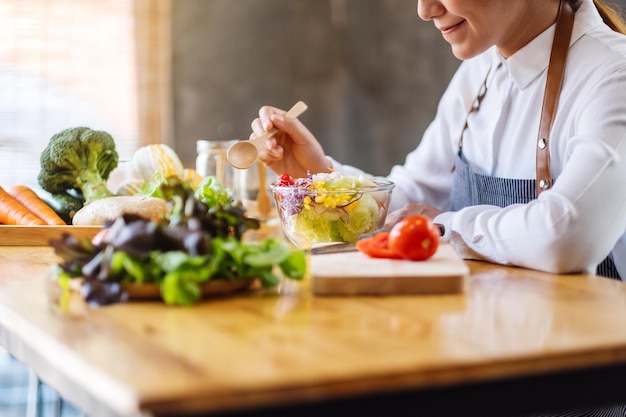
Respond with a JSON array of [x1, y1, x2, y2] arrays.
[[270, 175, 395, 249]]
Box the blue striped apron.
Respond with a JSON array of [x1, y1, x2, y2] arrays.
[[450, 151, 620, 280], [449, 156, 626, 417]]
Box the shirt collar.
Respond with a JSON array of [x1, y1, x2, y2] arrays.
[[502, 0, 604, 90]]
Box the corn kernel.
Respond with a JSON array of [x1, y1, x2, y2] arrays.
[[345, 200, 359, 212]]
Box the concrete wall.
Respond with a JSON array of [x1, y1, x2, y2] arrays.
[[171, 0, 460, 175], [171, 1, 626, 175]]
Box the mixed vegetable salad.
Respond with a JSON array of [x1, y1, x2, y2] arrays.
[[271, 172, 394, 247]]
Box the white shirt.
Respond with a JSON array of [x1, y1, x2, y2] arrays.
[[330, 0, 626, 276]]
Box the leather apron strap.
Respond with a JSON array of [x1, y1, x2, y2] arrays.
[[536, 0, 575, 195]]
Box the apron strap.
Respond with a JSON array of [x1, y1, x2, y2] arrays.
[[536, 0, 575, 195]]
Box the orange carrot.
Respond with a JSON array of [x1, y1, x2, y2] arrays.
[[0, 186, 46, 225], [7, 185, 66, 225]]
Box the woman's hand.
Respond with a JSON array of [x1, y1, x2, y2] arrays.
[[384, 203, 443, 229], [251, 105, 331, 178]]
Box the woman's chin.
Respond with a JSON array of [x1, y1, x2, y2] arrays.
[[450, 44, 488, 61]]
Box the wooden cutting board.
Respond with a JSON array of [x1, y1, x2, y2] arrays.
[[0, 225, 101, 246], [310, 243, 468, 295]]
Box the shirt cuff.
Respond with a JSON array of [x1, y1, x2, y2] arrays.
[[433, 211, 454, 241]]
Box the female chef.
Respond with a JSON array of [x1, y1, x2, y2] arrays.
[[251, 0, 626, 280]]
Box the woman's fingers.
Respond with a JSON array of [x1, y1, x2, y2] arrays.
[[249, 103, 330, 177], [250, 106, 284, 139], [384, 203, 443, 228], [259, 105, 284, 130], [252, 105, 300, 139], [257, 145, 283, 166], [250, 117, 265, 136], [270, 113, 315, 145]]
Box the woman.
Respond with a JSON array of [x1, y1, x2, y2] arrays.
[[251, 0, 626, 280]]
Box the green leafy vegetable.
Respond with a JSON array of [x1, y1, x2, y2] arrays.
[[38, 126, 118, 205], [194, 176, 232, 208], [49, 180, 306, 306]]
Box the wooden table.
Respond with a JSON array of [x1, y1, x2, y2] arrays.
[[1, 245, 626, 417]]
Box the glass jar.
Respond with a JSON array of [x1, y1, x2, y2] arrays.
[[235, 161, 278, 221], [196, 139, 239, 189]]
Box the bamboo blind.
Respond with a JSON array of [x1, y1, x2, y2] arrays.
[[0, 0, 170, 188]]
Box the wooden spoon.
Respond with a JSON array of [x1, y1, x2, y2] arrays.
[[226, 101, 308, 169], [256, 162, 272, 218]]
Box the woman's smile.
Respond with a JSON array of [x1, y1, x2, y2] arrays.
[[418, 0, 562, 59], [437, 20, 466, 38]]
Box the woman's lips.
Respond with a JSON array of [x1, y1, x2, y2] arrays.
[[439, 20, 465, 36]]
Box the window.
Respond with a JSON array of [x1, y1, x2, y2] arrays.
[[0, 0, 170, 188]]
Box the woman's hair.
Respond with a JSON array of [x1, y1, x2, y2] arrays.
[[593, 0, 626, 34]]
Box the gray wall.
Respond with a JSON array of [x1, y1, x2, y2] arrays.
[[172, 0, 461, 175]]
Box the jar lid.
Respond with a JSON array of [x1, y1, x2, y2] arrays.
[[197, 139, 240, 153]]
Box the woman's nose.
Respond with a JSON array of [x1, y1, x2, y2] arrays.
[[417, 0, 445, 21]]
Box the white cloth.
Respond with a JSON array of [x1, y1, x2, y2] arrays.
[[329, 0, 626, 276]]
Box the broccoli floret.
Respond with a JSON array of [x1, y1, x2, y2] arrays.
[[38, 127, 119, 204]]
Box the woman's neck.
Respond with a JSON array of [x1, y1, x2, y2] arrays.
[[498, 1, 562, 58]]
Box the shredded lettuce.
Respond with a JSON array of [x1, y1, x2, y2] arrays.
[[275, 173, 390, 246]]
